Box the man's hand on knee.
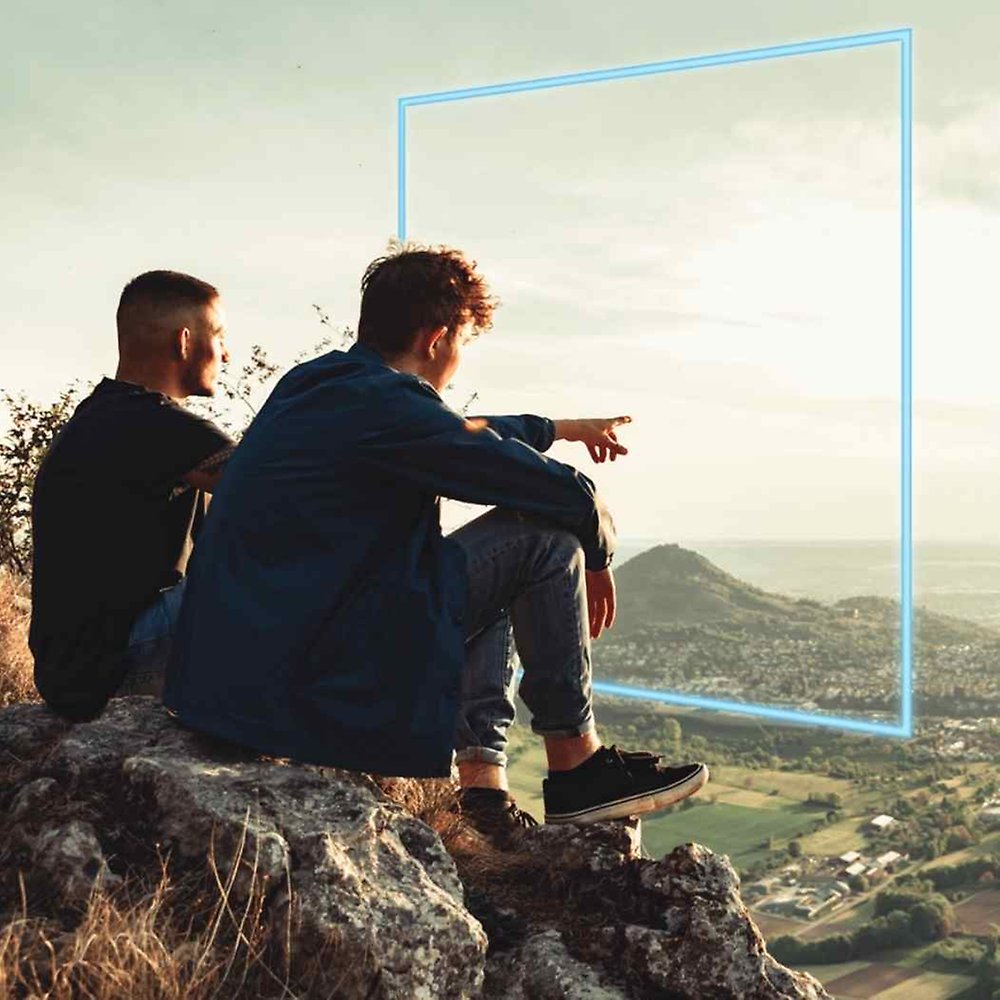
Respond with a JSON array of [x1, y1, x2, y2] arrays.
[[585, 567, 616, 639]]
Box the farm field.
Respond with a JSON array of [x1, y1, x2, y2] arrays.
[[798, 817, 869, 857], [641, 800, 812, 865], [954, 888, 1000, 935], [800, 960, 870, 984], [873, 970, 977, 999], [803, 960, 975, 999], [750, 911, 803, 940], [919, 829, 1000, 871], [711, 765, 855, 803], [823, 962, 917, 997]]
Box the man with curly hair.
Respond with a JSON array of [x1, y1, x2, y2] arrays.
[[165, 245, 708, 844]]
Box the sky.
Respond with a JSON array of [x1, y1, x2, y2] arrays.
[[3, 0, 999, 543]]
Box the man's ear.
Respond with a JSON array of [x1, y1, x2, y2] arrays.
[[172, 327, 192, 361], [425, 325, 449, 357]]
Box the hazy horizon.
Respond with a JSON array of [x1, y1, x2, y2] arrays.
[[622, 536, 1000, 545]]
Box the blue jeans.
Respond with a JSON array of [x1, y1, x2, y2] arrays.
[[449, 508, 596, 768], [115, 579, 187, 697]]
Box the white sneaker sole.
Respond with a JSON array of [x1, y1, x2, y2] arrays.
[[545, 763, 710, 825]]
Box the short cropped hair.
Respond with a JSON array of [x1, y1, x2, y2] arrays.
[[357, 244, 497, 356], [116, 270, 219, 344]]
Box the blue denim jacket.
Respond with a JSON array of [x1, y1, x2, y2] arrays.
[[164, 342, 615, 776]]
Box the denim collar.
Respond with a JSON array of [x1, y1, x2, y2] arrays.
[[346, 341, 392, 368], [346, 341, 439, 395]]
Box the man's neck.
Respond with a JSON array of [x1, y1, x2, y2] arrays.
[[376, 351, 441, 390], [114, 362, 188, 401], [355, 342, 444, 392]]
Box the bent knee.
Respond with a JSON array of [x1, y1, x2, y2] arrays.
[[541, 527, 584, 569], [496, 510, 583, 572]]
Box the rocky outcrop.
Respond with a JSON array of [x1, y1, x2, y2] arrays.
[[473, 822, 829, 1000], [0, 698, 829, 999], [0, 698, 485, 998]]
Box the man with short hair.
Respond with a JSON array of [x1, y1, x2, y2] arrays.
[[30, 270, 235, 720], [166, 245, 708, 842]]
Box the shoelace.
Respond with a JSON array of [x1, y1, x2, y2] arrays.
[[459, 792, 539, 831], [507, 799, 538, 829], [605, 745, 664, 774]]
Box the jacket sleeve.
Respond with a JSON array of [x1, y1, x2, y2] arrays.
[[357, 383, 614, 570], [466, 414, 555, 453]]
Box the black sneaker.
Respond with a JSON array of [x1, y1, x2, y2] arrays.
[[543, 745, 709, 824], [459, 787, 539, 848]]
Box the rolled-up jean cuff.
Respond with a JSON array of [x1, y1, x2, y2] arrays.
[[529, 716, 597, 740], [454, 746, 508, 768]]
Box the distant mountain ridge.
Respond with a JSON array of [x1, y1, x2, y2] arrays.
[[611, 543, 999, 642]]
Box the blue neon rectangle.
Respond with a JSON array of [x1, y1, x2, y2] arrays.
[[398, 30, 914, 738]]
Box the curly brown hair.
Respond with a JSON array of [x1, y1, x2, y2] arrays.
[[357, 242, 498, 357]]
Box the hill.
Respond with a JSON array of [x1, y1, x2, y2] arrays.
[[611, 543, 999, 644], [610, 543, 818, 631]]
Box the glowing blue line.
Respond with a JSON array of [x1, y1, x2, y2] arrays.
[[899, 31, 914, 739], [397, 98, 407, 239], [592, 681, 908, 738], [399, 31, 910, 108], [400, 31, 916, 736]]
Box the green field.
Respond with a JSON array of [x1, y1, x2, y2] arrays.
[[641, 801, 813, 864], [919, 829, 1000, 870], [875, 970, 977, 999], [712, 765, 855, 803], [800, 960, 870, 985], [801, 962, 975, 1000], [751, 911, 803, 941], [798, 817, 868, 857]]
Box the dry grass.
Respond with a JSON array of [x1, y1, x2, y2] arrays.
[[0, 821, 333, 1000], [374, 775, 464, 845], [0, 780, 464, 1000], [0, 568, 35, 708]]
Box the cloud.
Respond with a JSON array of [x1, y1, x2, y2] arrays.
[[919, 97, 1000, 209]]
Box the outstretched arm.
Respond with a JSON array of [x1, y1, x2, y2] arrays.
[[553, 416, 632, 463], [465, 413, 633, 463]]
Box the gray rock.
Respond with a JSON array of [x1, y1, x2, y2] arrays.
[[0, 701, 70, 765], [33, 819, 122, 901], [519, 817, 642, 873], [10, 776, 59, 823], [495, 826, 829, 1000], [620, 844, 830, 999], [485, 929, 629, 999]]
